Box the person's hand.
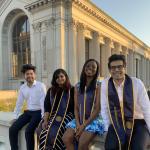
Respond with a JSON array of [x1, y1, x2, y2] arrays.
[[10, 119, 16, 125], [42, 120, 48, 130], [75, 124, 85, 141]]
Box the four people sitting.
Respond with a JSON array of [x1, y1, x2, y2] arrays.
[[9, 54, 150, 150]]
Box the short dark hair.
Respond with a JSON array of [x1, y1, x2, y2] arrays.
[[21, 64, 36, 74], [108, 54, 126, 69]]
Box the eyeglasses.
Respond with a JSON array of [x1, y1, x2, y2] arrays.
[[110, 65, 125, 71]]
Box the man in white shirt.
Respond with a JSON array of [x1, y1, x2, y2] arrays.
[[9, 64, 46, 150], [101, 54, 150, 150]]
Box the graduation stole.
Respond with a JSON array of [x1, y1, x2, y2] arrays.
[[39, 89, 70, 150], [77, 82, 98, 124], [107, 75, 134, 150]]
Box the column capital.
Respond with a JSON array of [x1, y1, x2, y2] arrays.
[[68, 18, 78, 29], [32, 22, 42, 32], [93, 31, 100, 38], [104, 37, 114, 48], [44, 18, 55, 27], [145, 51, 150, 59], [114, 42, 122, 52], [93, 32, 105, 44], [32, 17, 55, 32], [77, 22, 86, 32], [122, 46, 128, 55]]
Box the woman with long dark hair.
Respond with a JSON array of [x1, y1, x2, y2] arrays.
[[63, 59, 104, 150], [37, 69, 74, 150]]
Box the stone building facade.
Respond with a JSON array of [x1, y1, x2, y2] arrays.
[[0, 0, 150, 90]]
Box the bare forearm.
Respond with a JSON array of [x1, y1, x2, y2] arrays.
[[75, 109, 80, 125], [43, 112, 50, 122]]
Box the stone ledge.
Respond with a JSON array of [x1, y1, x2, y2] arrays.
[[0, 112, 149, 150], [0, 112, 15, 127], [89, 135, 105, 150]]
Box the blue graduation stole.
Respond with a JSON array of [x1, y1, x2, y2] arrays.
[[108, 75, 134, 150], [39, 89, 70, 150]]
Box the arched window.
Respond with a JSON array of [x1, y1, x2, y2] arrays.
[[12, 16, 31, 78]]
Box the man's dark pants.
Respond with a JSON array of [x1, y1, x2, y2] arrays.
[[9, 110, 41, 150], [105, 119, 150, 150]]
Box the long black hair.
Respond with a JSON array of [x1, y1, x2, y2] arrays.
[[51, 68, 71, 95], [80, 59, 100, 93]]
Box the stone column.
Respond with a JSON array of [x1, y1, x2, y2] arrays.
[[77, 23, 86, 77], [121, 46, 128, 60], [122, 46, 128, 72], [91, 32, 100, 62], [112, 42, 122, 54], [141, 56, 146, 84], [55, 22, 65, 69], [32, 22, 42, 80], [40, 20, 50, 84], [146, 58, 150, 88], [53, 3, 67, 69], [99, 36, 105, 77], [149, 59, 150, 87], [101, 37, 112, 77], [0, 29, 3, 89], [46, 18, 56, 84], [67, 19, 78, 84], [127, 49, 134, 76]]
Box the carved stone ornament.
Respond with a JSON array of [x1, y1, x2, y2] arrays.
[[32, 22, 42, 31]]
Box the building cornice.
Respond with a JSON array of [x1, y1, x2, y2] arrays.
[[72, 0, 149, 50], [24, 0, 71, 11], [24, 0, 150, 53], [24, 0, 50, 11]]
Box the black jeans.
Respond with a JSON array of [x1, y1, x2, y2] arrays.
[[105, 119, 150, 150], [9, 110, 41, 150]]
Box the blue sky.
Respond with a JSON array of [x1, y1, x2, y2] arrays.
[[91, 0, 150, 46]]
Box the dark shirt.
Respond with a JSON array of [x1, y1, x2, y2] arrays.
[[44, 87, 74, 115]]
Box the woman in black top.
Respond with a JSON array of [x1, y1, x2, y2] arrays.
[[38, 69, 74, 150]]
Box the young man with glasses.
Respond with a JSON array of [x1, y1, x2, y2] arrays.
[[101, 54, 150, 150], [9, 64, 46, 150]]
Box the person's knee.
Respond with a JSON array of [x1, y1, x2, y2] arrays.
[[62, 130, 74, 145]]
